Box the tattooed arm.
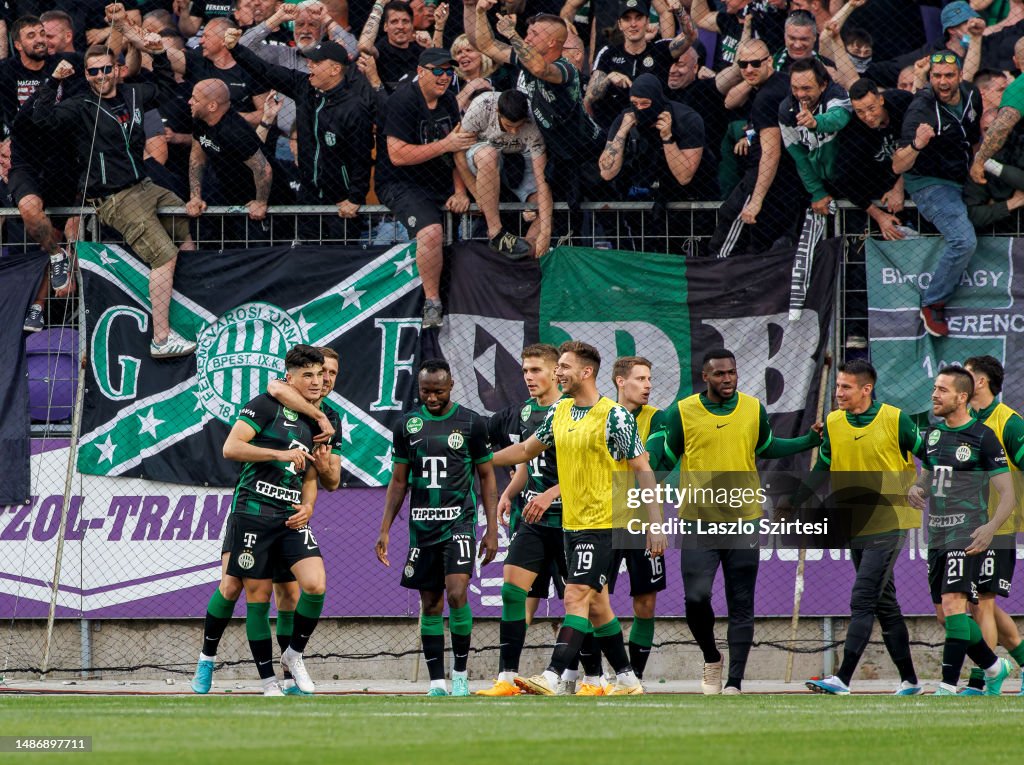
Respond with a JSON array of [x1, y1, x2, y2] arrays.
[[583, 70, 609, 116], [599, 113, 635, 181], [498, 13, 565, 82], [186, 140, 207, 217], [668, 5, 697, 58], [358, 1, 385, 56], [970, 106, 1022, 184], [244, 149, 273, 207], [473, 0, 514, 65]]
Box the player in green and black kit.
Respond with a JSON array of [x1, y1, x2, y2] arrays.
[[193, 344, 329, 697], [376, 358, 499, 697], [478, 344, 566, 697], [909, 366, 1014, 695], [961, 356, 1024, 694], [262, 346, 343, 694], [196, 347, 341, 697]]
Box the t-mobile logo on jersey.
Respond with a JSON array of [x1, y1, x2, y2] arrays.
[[931, 465, 954, 498], [422, 456, 448, 488], [243, 532, 258, 547]]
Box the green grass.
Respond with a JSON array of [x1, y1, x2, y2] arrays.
[[1, 695, 1022, 764]]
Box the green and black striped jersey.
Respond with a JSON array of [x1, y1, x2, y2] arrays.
[[231, 393, 319, 519], [392, 403, 493, 546], [921, 418, 1008, 549]]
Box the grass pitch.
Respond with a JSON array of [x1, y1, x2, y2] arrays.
[[1, 694, 1021, 764]]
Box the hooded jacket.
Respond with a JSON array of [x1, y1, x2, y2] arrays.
[[33, 53, 176, 198], [900, 82, 981, 186], [232, 43, 374, 206]]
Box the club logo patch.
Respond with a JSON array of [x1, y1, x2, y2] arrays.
[[928, 430, 941, 446], [520, 404, 531, 422], [325, 131, 337, 146], [196, 302, 305, 424], [283, 407, 298, 422], [237, 551, 255, 570], [448, 432, 465, 450], [955, 445, 972, 462], [407, 416, 424, 434]]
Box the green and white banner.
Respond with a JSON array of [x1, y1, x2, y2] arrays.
[[80, 239, 839, 487], [866, 237, 1022, 415], [79, 241, 423, 487]]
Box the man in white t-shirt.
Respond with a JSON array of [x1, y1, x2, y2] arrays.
[[457, 89, 553, 258]]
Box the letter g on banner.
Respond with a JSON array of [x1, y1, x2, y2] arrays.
[[91, 306, 148, 401]]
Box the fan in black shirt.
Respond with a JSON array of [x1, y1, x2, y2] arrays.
[[835, 79, 913, 241], [666, 48, 729, 162], [707, 39, 803, 257], [0, 15, 84, 328], [584, 0, 698, 130], [163, 16, 267, 119], [186, 78, 272, 220], [358, 0, 426, 91]]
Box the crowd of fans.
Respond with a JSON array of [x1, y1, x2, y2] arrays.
[[6, 0, 1024, 340]]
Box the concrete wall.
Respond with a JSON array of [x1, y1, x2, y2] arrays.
[[2, 616, 984, 684]]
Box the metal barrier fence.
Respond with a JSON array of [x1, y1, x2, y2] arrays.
[[6, 201, 1003, 692]]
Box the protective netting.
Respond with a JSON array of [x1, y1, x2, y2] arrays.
[[3, 0, 1024, 686]]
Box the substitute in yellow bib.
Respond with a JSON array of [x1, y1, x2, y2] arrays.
[[963, 355, 1024, 691], [803, 360, 924, 697], [492, 341, 663, 697], [609, 355, 666, 684], [646, 348, 821, 695]]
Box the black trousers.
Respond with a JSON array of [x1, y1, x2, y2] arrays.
[[680, 546, 759, 681], [838, 532, 912, 683]]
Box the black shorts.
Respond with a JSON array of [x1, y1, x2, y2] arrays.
[[221, 515, 297, 583], [7, 165, 78, 209], [224, 514, 323, 580], [563, 529, 615, 592], [376, 182, 445, 237], [505, 522, 567, 599], [976, 546, 1015, 598], [401, 532, 475, 592], [607, 548, 667, 597], [928, 549, 980, 604]]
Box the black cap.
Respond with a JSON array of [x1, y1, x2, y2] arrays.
[[418, 47, 457, 68], [305, 41, 350, 66], [618, 0, 649, 18]]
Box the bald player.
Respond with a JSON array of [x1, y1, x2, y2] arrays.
[[186, 78, 273, 222]]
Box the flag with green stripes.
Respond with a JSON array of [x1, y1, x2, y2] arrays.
[[78, 241, 423, 487]]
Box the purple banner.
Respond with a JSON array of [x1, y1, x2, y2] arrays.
[[6, 440, 1018, 619]]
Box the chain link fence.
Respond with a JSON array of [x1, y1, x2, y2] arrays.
[[3, 0, 1024, 688]]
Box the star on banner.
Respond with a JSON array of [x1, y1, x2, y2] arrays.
[[340, 288, 366, 310], [296, 312, 317, 336], [375, 451, 393, 474], [340, 414, 355, 443], [137, 408, 165, 438], [96, 433, 117, 464], [393, 251, 416, 277]]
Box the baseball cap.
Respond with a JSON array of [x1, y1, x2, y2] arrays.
[[418, 47, 457, 68], [619, 0, 649, 18], [940, 1, 980, 31], [305, 41, 350, 65]]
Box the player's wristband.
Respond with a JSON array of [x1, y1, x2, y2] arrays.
[[259, 120, 274, 129], [661, 137, 674, 144], [910, 141, 923, 151]]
